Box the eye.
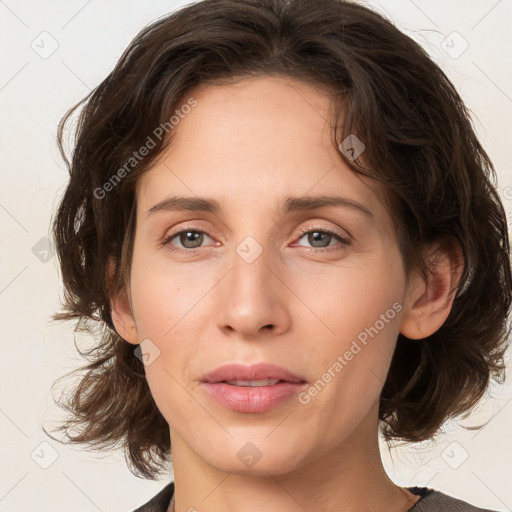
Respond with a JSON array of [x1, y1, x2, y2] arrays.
[[162, 227, 215, 252], [161, 225, 351, 254], [292, 226, 350, 252]]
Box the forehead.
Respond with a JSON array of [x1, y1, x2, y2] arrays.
[[136, 76, 392, 232]]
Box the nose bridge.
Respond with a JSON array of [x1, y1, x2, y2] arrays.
[[217, 230, 290, 337], [229, 207, 277, 283], [231, 232, 276, 302]]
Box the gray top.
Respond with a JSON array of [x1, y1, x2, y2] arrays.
[[407, 486, 499, 511], [132, 481, 500, 511]]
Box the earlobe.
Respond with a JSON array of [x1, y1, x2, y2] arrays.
[[400, 242, 464, 340]]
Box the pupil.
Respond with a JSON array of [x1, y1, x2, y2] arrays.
[[181, 231, 202, 248], [309, 231, 330, 247]]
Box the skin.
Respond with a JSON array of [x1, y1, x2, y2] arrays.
[[112, 76, 463, 512]]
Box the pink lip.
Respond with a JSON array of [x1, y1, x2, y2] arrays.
[[200, 363, 307, 413], [201, 363, 305, 383]]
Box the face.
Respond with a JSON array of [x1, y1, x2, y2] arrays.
[[125, 76, 413, 475]]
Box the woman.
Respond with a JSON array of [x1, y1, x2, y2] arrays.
[[47, 0, 511, 510]]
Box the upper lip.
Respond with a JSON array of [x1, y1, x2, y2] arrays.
[[201, 363, 306, 383]]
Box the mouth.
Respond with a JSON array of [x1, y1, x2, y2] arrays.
[[220, 379, 284, 387], [201, 362, 306, 385], [200, 363, 307, 413]]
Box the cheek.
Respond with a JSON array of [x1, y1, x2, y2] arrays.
[[127, 252, 215, 417], [297, 302, 402, 447], [294, 255, 405, 409], [129, 246, 218, 341], [292, 249, 405, 345]]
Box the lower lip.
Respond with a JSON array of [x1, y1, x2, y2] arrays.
[[200, 382, 306, 413]]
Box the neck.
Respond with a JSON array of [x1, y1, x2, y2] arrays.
[[168, 401, 416, 512]]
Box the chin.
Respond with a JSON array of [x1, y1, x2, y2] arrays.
[[198, 438, 308, 477]]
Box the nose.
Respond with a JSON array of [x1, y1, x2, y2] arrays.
[[216, 239, 291, 340]]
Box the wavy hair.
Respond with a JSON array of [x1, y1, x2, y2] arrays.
[[46, 0, 512, 479]]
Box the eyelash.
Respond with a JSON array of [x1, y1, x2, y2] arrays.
[[161, 224, 351, 254]]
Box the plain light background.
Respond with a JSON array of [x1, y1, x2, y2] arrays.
[[1, 0, 512, 510]]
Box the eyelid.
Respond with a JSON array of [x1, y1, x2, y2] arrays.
[[161, 223, 214, 247], [290, 224, 351, 253], [294, 222, 351, 243]]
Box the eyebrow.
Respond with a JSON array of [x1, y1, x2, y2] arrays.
[[146, 194, 374, 219]]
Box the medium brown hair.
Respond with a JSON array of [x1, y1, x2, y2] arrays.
[[46, 0, 512, 479]]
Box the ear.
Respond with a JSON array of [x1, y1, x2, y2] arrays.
[[400, 241, 464, 340], [108, 258, 139, 345]]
